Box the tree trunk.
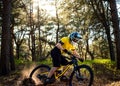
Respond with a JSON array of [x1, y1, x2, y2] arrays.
[[90, 0, 115, 61], [86, 39, 94, 60], [16, 44, 20, 59], [55, 0, 60, 43], [10, 25, 15, 70], [103, 22, 115, 61], [29, 1, 36, 61], [109, 0, 120, 69], [31, 32, 36, 61], [37, 6, 42, 59], [0, 0, 11, 75]]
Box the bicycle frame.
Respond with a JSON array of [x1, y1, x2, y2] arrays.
[[55, 64, 72, 79], [54, 56, 79, 80]]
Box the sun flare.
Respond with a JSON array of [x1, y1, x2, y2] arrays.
[[33, 0, 56, 17]]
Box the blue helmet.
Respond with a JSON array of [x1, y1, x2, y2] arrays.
[[69, 32, 82, 42]]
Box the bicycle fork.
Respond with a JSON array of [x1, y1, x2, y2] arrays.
[[73, 66, 84, 81]]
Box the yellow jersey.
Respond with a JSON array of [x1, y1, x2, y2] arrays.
[[60, 37, 76, 54]]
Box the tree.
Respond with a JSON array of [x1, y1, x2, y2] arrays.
[[36, 0, 50, 59], [13, 27, 27, 59], [89, 0, 115, 61], [10, 18, 15, 70], [0, 0, 12, 75], [55, 0, 60, 43], [109, 0, 120, 69], [12, 0, 30, 59], [29, 0, 36, 61]]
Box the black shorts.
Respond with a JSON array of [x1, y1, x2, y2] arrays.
[[50, 47, 68, 67]]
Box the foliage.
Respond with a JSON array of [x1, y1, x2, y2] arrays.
[[80, 58, 120, 82], [10, 0, 113, 61], [36, 58, 53, 66], [92, 59, 120, 80], [15, 58, 32, 65]]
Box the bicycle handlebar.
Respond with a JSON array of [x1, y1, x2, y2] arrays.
[[63, 49, 84, 62]]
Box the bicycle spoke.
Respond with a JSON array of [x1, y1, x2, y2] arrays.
[[29, 65, 50, 85], [69, 65, 93, 86]]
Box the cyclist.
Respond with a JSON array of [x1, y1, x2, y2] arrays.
[[43, 32, 83, 84]]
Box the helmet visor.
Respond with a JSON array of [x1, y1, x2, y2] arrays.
[[73, 38, 80, 42]]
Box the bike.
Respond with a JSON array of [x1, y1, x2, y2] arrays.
[[29, 56, 94, 86]]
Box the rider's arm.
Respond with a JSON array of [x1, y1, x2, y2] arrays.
[[72, 50, 80, 58], [72, 50, 84, 62], [55, 42, 64, 51], [56, 41, 71, 54]]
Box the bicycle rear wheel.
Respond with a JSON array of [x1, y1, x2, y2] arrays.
[[29, 64, 50, 85], [69, 64, 94, 86]]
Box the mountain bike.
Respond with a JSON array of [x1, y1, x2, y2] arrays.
[[29, 56, 94, 86]]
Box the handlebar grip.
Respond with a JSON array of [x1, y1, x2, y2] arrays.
[[79, 58, 84, 62], [63, 49, 71, 55]]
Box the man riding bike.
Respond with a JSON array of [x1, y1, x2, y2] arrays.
[[40, 32, 83, 84]]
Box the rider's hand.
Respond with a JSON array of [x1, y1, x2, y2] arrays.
[[79, 58, 84, 62], [63, 49, 71, 55]]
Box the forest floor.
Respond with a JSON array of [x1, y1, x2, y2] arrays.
[[0, 61, 120, 86]]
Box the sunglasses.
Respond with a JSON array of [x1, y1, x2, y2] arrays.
[[73, 38, 80, 42]]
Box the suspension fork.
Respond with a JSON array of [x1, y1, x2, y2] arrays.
[[73, 62, 81, 78]]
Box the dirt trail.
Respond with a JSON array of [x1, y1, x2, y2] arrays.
[[0, 64, 120, 86]]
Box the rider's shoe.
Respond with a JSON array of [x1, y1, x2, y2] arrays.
[[44, 77, 55, 85], [60, 75, 69, 82]]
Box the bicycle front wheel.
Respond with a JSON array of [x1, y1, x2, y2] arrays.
[[29, 64, 50, 85], [69, 64, 94, 86]]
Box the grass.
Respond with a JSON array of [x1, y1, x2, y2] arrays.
[[84, 59, 115, 64], [15, 58, 53, 67], [15, 58, 116, 68]]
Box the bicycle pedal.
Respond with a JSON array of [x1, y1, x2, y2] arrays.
[[44, 78, 55, 85], [60, 76, 69, 82], [37, 74, 42, 79], [37, 74, 47, 80]]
